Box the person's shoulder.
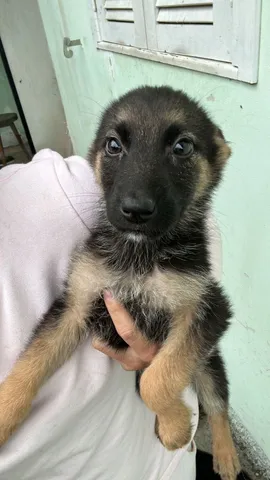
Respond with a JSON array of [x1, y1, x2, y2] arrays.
[[0, 148, 91, 192], [0, 148, 101, 236]]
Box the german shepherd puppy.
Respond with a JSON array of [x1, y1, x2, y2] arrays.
[[0, 86, 240, 479]]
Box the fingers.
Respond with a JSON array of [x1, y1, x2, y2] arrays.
[[92, 339, 148, 371], [92, 291, 159, 371], [103, 291, 158, 363]]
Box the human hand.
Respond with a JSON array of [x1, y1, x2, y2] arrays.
[[92, 291, 159, 370]]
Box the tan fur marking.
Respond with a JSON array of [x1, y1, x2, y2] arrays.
[[163, 108, 186, 125], [140, 310, 198, 450], [115, 107, 132, 124], [215, 134, 231, 166], [144, 268, 207, 312], [68, 251, 109, 315], [108, 267, 206, 317], [195, 366, 225, 416], [194, 131, 231, 202], [0, 251, 109, 446], [210, 412, 241, 480], [93, 151, 103, 187], [116, 107, 185, 137], [195, 157, 212, 200], [0, 316, 84, 446], [155, 402, 192, 451]]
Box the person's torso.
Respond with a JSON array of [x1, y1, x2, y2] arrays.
[[0, 152, 198, 479]]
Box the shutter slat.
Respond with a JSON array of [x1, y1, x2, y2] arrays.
[[146, 0, 232, 62], [104, 0, 134, 23], [157, 6, 213, 24], [106, 10, 134, 22], [156, 1, 213, 6], [95, 0, 146, 48], [104, 0, 133, 9]]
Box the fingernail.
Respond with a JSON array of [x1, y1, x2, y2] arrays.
[[104, 290, 113, 301], [92, 339, 104, 350]]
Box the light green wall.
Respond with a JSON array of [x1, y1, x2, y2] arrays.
[[39, 0, 270, 458], [0, 56, 25, 147]]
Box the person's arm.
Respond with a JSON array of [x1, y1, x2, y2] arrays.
[[0, 149, 156, 374]]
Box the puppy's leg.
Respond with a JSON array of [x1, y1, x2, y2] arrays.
[[139, 311, 196, 450], [195, 350, 241, 480], [140, 282, 233, 452], [0, 251, 105, 446]]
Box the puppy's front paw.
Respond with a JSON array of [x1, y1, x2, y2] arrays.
[[0, 381, 32, 447], [155, 404, 192, 450]]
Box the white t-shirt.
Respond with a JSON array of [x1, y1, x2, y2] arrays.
[[0, 149, 222, 480]]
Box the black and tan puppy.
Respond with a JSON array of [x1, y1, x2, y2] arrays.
[[0, 86, 240, 479]]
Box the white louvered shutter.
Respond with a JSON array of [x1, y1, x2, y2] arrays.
[[144, 0, 233, 62], [95, 0, 146, 48], [94, 0, 262, 83]]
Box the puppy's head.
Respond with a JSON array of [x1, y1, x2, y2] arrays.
[[89, 86, 230, 238]]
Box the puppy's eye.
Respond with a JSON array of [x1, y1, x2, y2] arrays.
[[173, 138, 194, 158], [106, 138, 122, 156]]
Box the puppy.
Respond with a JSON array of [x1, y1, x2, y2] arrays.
[[0, 86, 240, 479]]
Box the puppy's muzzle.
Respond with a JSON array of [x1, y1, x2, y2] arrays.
[[120, 196, 156, 224]]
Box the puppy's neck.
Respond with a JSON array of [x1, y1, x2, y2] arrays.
[[87, 204, 211, 277]]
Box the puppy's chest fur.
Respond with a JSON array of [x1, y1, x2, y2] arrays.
[[84, 225, 208, 349]]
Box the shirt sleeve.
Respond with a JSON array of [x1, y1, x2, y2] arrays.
[[0, 149, 98, 376]]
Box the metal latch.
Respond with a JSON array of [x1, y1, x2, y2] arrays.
[[63, 37, 82, 58]]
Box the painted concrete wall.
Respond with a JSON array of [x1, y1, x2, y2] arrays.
[[0, 56, 25, 147], [39, 0, 270, 458], [0, 0, 72, 156]]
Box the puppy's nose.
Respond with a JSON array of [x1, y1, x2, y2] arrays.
[[121, 197, 156, 223]]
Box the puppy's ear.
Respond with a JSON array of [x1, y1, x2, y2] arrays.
[[215, 127, 231, 165], [217, 128, 225, 141]]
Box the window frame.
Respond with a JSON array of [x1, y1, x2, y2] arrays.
[[92, 0, 262, 84]]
